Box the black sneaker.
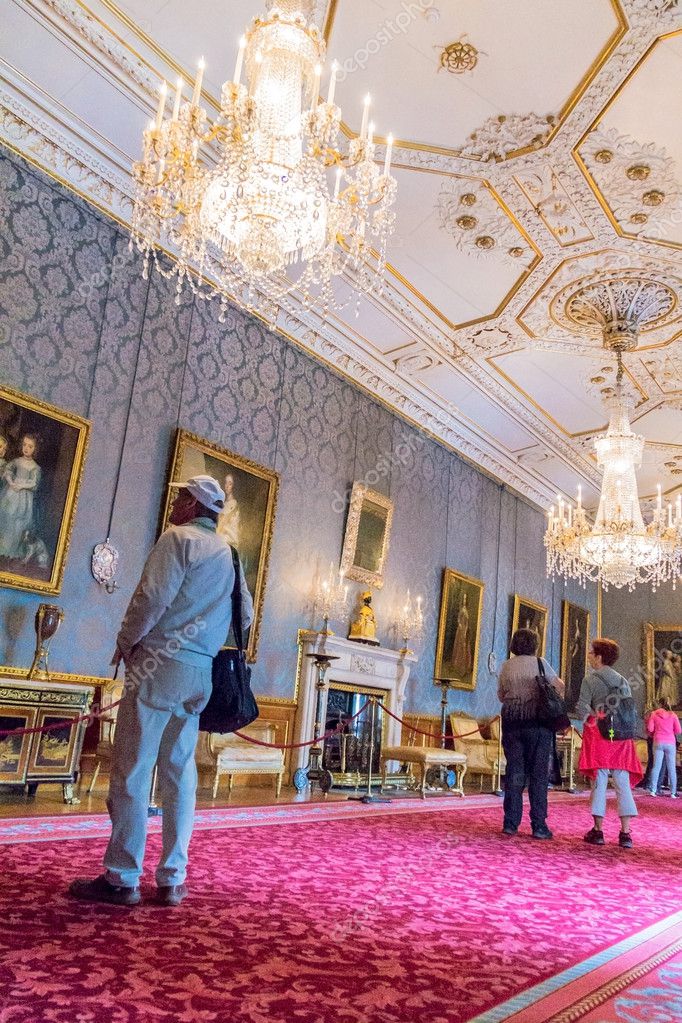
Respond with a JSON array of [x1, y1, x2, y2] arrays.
[[532, 824, 553, 840], [584, 827, 605, 846], [502, 824, 518, 836], [69, 874, 141, 906], [156, 883, 188, 906], [618, 831, 633, 849]]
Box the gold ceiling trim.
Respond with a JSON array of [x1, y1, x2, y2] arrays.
[[516, 250, 682, 352], [324, 0, 627, 161], [384, 167, 542, 332], [572, 28, 682, 253], [487, 355, 648, 440]]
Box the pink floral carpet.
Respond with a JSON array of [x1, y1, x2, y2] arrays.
[[1, 794, 680, 1023]]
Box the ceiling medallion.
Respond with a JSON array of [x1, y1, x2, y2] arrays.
[[438, 38, 480, 74], [545, 320, 682, 591], [130, 0, 397, 315], [552, 274, 678, 343]]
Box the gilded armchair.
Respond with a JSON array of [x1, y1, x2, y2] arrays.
[[450, 712, 506, 791]]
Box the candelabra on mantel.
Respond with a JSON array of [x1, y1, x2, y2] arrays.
[[396, 589, 425, 656], [312, 561, 349, 637]]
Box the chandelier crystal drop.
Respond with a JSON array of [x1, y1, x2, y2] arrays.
[[545, 351, 682, 591], [130, 0, 397, 315]]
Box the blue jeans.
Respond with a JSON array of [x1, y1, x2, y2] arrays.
[[502, 723, 553, 830], [650, 743, 678, 794], [103, 652, 211, 888]]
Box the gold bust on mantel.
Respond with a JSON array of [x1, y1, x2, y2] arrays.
[[348, 590, 380, 647]]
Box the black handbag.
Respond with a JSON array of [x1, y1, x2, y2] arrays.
[[536, 658, 570, 733], [199, 547, 259, 734], [595, 671, 637, 741]]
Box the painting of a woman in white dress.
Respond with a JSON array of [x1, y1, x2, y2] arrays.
[[0, 386, 89, 595], [0, 433, 42, 559], [435, 568, 485, 689]]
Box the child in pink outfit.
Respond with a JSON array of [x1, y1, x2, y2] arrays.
[[647, 698, 681, 797]]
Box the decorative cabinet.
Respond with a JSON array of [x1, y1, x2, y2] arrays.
[[0, 678, 94, 803]]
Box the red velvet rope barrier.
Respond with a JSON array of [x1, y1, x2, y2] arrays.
[[0, 698, 124, 739], [379, 702, 501, 742], [234, 699, 373, 750]]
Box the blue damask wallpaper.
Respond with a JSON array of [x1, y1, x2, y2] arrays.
[[0, 147, 600, 717]]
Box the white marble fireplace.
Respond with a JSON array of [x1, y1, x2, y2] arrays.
[[292, 630, 417, 774]]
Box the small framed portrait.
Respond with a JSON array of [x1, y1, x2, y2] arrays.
[[0, 386, 89, 595], [0, 707, 37, 783], [644, 622, 682, 713], [511, 595, 548, 657], [340, 483, 393, 589], [561, 601, 591, 714], [162, 430, 279, 662], [434, 568, 485, 690]]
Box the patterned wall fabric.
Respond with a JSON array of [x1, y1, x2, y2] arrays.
[[0, 147, 599, 714]]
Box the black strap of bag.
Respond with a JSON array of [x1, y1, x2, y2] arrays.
[[199, 546, 259, 734], [536, 657, 570, 733]]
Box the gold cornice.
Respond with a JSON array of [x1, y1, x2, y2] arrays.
[[572, 28, 682, 253], [324, 0, 627, 161]]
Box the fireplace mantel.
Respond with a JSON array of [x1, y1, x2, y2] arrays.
[[292, 630, 417, 774]]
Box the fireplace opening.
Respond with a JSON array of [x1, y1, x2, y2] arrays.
[[323, 682, 387, 778]]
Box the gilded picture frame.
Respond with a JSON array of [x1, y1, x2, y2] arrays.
[[561, 601, 591, 714], [644, 622, 682, 713], [161, 429, 279, 662], [434, 568, 485, 690], [0, 385, 89, 595], [511, 594, 548, 657], [340, 483, 393, 589]]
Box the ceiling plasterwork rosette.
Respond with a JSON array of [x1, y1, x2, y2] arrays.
[[436, 181, 535, 267], [580, 127, 682, 238], [459, 113, 559, 163]]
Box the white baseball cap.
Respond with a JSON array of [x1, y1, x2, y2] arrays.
[[169, 474, 225, 514]]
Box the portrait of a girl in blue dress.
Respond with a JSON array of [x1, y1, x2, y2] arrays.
[[0, 432, 43, 563]]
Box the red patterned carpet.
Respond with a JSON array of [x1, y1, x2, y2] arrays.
[[1, 795, 680, 1023]]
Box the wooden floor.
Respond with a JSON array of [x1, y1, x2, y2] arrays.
[[0, 782, 367, 818]]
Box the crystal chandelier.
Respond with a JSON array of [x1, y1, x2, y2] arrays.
[[131, 0, 397, 315], [545, 284, 682, 591]]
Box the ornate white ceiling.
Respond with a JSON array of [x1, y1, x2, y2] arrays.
[[1, 0, 681, 511]]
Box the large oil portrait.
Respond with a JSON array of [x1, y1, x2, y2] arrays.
[[434, 568, 485, 690], [511, 595, 548, 657], [340, 483, 393, 589], [644, 623, 682, 712], [561, 601, 591, 714], [162, 430, 279, 661], [0, 386, 89, 595]]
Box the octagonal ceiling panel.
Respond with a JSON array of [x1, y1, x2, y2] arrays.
[[326, 0, 624, 156], [575, 29, 682, 248], [386, 166, 539, 329]]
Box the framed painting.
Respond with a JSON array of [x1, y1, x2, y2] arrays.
[[644, 622, 682, 712], [162, 430, 279, 662], [340, 483, 393, 589], [0, 707, 37, 783], [434, 568, 485, 690], [511, 595, 548, 657], [27, 709, 81, 776], [0, 386, 89, 595], [561, 601, 591, 714]]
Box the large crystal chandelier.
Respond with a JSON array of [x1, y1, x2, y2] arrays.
[[545, 283, 682, 591], [130, 0, 397, 314]]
